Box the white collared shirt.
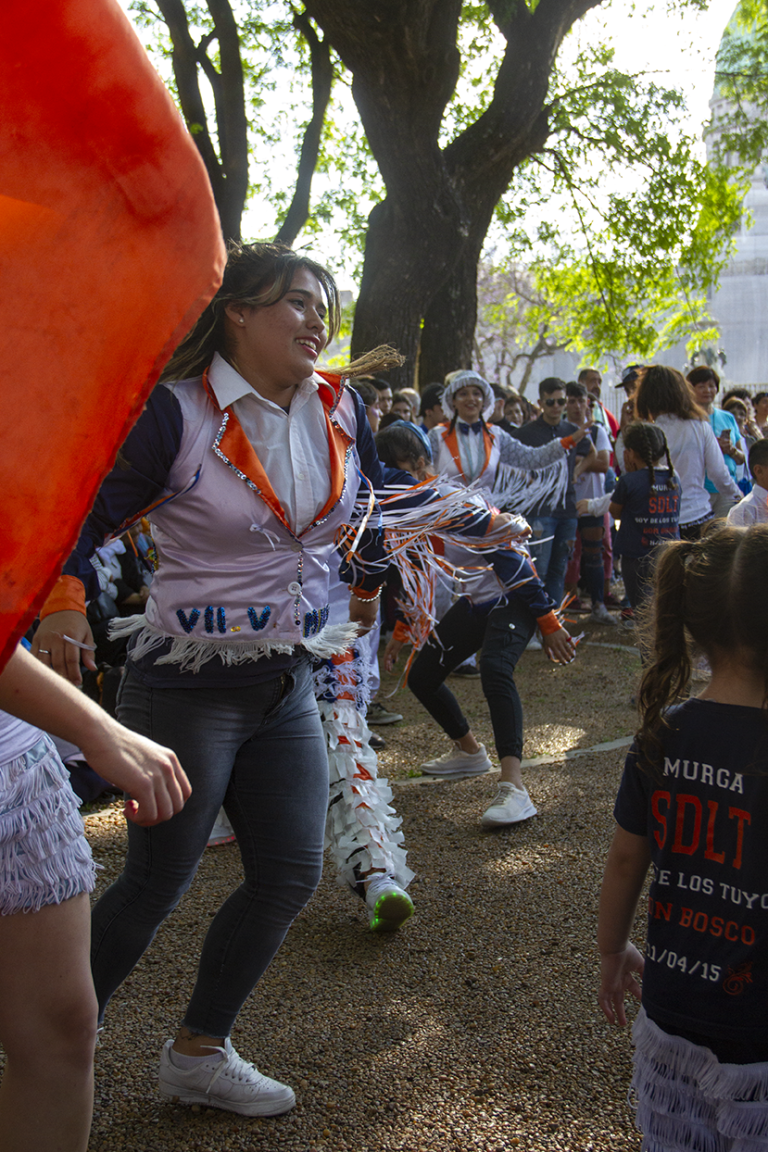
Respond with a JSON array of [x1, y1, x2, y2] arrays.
[[727, 483, 768, 527], [207, 351, 331, 535]]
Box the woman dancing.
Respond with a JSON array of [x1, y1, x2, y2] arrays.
[[33, 242, 392, 1118]]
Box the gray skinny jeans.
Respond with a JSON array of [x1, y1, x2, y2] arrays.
[[90, 658, 328, 1038]]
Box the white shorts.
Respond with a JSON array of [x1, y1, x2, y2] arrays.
[[0, 734, 96, 915], [632, 1007, 768, 1150]]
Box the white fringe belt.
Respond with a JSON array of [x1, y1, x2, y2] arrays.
[[111, 616, 359, 674], [0, 735, 97, 915], [631, 1007, 768, 1151]]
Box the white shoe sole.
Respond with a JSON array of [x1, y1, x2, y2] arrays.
[[421, 762, 490, 777], [158, 1079, 296, 1117], [481, 801, 538, 828]]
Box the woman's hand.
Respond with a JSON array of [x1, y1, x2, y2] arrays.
[[349, 592, 380, 636], [619, 398, 635, 432], [32, 610, 97, 686], [576, 499, 590, 516], [492, 512, 531, 539], [383, 636, 406, 672], [79, 721, 191, 827], [717, 429, 734, 456]]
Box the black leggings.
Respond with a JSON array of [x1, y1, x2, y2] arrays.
[[408, 596, 535, 761]]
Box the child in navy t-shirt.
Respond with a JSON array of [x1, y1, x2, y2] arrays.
[[578, 421, 680, 612], [597, 524, 768, 1151]]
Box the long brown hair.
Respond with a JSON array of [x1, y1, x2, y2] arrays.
[[636, 524, 768, 769], [634, 364, 706, 422], [161, 240, 403, 382]]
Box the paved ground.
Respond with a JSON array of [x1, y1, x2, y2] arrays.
[[80, 627, 645, 1151]]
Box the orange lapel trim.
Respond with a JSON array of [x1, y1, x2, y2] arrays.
[[204, 368, 292, 533], [204, 366, 352, 537], [481, 424, 493, 476], [443, 426, 467, 481]]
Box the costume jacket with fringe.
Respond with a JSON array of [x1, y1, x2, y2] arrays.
[[44, 367, 387, 675], [428, 421, 572, 517], [428, 420, 566, 483]]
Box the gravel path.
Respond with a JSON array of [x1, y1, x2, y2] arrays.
[[80, 629, 646, 1151]]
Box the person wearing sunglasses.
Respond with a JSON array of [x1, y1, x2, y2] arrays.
[[509, 377, 596, 610]]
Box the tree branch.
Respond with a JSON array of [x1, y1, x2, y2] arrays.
[[154, 0, 223, 192], [275, 11, 333, 246], [206, 0, 249, 238]]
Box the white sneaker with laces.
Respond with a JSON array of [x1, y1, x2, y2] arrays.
[[158, 1038, 296, 1116], [420, 743, 492, 777], [481, 782, 537, 828], [365, 874, 414, 932], [589, 603, 618, 626]]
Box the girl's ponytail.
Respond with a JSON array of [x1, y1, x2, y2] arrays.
[[636, 525, 768, 772], [637, 540, 694, 768]]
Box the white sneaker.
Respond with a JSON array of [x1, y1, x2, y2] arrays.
[[420, 743, 492, 777], [481, 782, 537, 828], [365, 875, 414, 932], [526, 633, 542, 651], [159, 1038, 295, 1117], [207, 809, 235, 848], [589, 603, 618, 626]]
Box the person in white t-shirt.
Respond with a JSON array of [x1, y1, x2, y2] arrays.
[[727, 440, 768, 527]]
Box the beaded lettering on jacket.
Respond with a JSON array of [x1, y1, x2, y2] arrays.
[[174, 603, 330, 638], [303, 605, 330, 637]]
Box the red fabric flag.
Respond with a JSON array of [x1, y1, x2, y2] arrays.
[[0, 0, 225, 671]]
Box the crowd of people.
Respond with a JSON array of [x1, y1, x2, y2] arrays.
[[1, 241, 767, 1151]]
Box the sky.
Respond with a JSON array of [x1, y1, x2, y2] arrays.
[[575, 0, 738, 132]]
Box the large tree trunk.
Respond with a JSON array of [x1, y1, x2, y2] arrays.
[[307, 0, 601, 390], [349, 191, 467, 390], [416, 231, 487, 387]]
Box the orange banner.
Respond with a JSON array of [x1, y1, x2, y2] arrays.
[[0, 0, 225, 670]]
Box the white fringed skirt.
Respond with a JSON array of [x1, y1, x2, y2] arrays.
[[0, 734, 97, 915], [632, 1007, 768, 1151]]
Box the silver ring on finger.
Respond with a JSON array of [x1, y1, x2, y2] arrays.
[[38, 649, 51, 655]]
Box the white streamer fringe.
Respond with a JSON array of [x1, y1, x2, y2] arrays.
[[317, 697, 413, 890], [631, 1008, 768, 1152], [491, 457, 570, 517], [110, 616, 358, 673]]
